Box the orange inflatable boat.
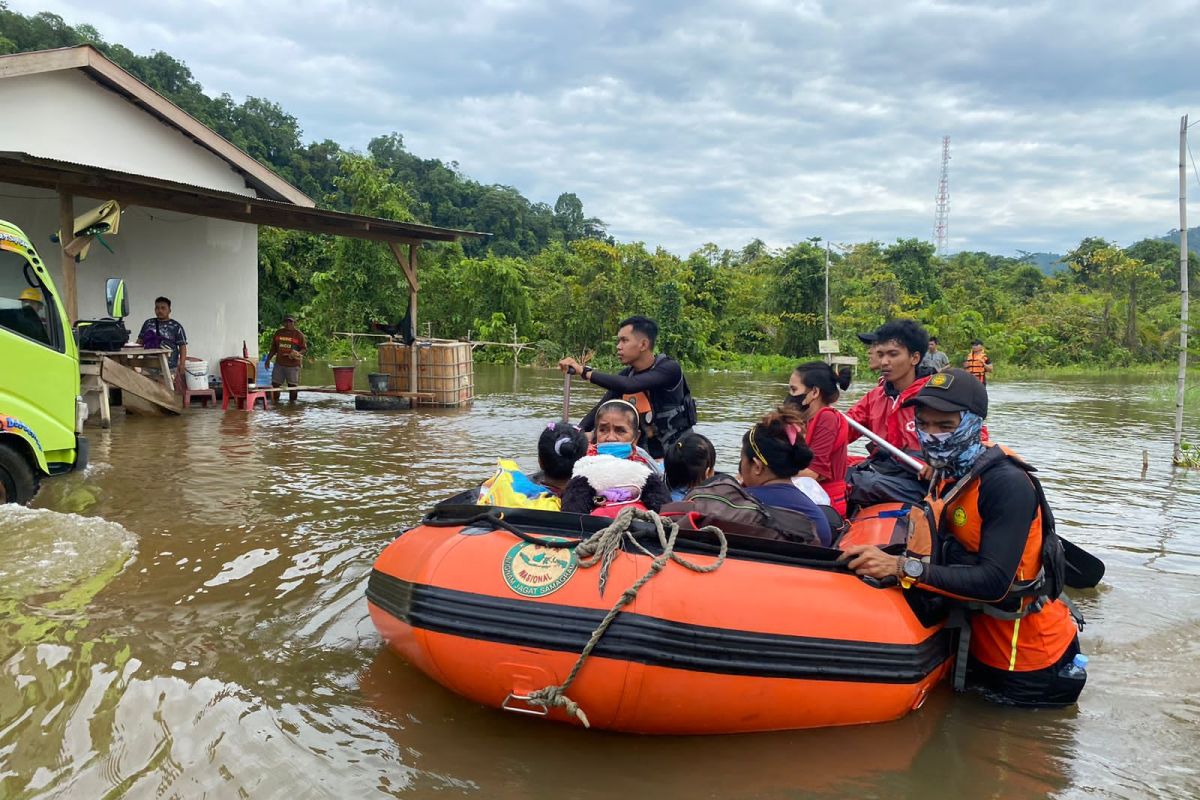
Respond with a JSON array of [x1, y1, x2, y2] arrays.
[[366, 501, 950, 734]]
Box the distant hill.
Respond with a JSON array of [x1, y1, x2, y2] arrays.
[[1016, 251, 1066, 274], [1158, 227, 1200, 247]]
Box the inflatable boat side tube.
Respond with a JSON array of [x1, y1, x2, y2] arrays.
[[367, 571, 951, 683]]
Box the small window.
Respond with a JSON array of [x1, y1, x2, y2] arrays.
[[0, 249, 56, 348]]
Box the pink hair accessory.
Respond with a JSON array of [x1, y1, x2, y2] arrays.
[[785, 424, 800, 446]]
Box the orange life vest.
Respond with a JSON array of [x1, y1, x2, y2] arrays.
[[964, 351, 989, 384], [906, 444, 1076, 672]]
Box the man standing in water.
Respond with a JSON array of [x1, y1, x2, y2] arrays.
[[264, 314, 308, 403], [136, 296, 187, 380], [559, 316, 696, 460], [964, 339, 993, 385], [843, 369, 1085, 708], [922, 337, 950, 373]]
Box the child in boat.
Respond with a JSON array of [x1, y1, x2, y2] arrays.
[[664, 433, 716, 501], [562, 400, 671, 515], [739, 407, 833, 546], [531, 422, 588, 496]]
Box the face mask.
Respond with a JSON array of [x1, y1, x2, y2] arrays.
[[918, 411, 986, 478], [596, 442, 634, 459], [784, 394, 810, 413]]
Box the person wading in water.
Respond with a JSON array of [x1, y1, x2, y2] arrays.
[[843, 369, 1086, 708]]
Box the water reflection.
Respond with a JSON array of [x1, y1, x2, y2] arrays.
[[0, 365, 1197, 799]]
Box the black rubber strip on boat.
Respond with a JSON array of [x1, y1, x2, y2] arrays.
[[366, 571, 951, 684]]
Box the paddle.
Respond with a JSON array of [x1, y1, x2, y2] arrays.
[[840, 411, 1105, 588], [1061, 537, 1105, 589], [562, 366, 575, 423], [841, 414, 926, 473]]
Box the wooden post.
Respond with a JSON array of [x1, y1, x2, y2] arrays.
[[386, 240, 421, 397], [1176, 115, 1190, 465], [58, 191, 77, 322], [408, 243, 419, 395]]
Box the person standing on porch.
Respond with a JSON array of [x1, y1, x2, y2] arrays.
[[136, 296, 187, 378], [265, 314, 307, 403]]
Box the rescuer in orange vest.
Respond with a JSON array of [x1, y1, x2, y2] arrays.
[[843, 369, 1086, 707], [963, 339, 993, 385]]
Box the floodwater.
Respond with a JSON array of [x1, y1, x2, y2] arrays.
[[2, 364, 1199, 799]]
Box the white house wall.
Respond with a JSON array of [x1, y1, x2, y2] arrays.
[[0, 70, 253, 196], [0, 184, 260, 373]]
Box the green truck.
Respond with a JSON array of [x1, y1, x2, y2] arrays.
[[0, 218, 89, 504]]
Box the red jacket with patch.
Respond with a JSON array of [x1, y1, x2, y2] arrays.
[[846, 376, 930, 452]]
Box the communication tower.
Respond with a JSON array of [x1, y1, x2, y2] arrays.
[[933, 135, 950, 256]]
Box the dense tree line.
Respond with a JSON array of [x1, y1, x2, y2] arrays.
[[2, 7, 1196, 369]]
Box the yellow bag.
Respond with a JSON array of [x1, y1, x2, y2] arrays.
[[477, 459, 562, 511]]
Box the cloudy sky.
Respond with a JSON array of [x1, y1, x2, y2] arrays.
[[12, 0, 1200, 255]]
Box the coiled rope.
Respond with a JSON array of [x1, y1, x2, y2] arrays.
[[523, 507, 728, 727]]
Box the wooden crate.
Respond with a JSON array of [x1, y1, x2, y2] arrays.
[[377, 340, 474, 407]]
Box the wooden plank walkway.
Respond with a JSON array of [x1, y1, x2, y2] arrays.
[[253, 385, 434, 400]]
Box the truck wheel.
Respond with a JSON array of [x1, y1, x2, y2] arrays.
[[0, 443, 37, 505]]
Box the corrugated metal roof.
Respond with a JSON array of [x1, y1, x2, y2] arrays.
[[0, 151, 488, 244]]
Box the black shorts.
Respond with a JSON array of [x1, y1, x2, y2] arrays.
[[967, 636, 1085, 708]]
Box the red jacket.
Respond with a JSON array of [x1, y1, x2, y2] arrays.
[[846, 376, 930, 452]]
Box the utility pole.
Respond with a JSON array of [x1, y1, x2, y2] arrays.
[[824, 241, 831, 340], [1176, 115, 1191, 465]]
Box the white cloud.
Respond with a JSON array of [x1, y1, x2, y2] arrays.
[[10, 0, 1200, 254]]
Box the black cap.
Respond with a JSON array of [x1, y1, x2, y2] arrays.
[[856, 331, 878, 344], [971, 338, 983, 346], [284, 313, 296, 322], [903, 368, 988, 417]]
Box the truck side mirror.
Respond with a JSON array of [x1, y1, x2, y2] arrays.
[[105, 278, 128, 319]]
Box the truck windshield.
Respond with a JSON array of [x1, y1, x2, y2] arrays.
[[0, 249, 53, 346]]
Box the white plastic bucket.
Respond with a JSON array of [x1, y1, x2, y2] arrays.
[[184, 359, 209, 391]]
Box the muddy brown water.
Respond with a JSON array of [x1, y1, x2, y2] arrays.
[[2, 365, 1199, 799]]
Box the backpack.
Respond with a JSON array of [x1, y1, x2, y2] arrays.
[[664, 474, 819, 545]]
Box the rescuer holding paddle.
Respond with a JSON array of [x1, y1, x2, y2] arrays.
[[843, 369, 1087, 708], [559, 316, 696, 460]]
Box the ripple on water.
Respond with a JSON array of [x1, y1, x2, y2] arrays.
[[5, 367, 1200, 800]]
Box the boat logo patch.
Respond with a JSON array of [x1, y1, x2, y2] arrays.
[[502, 539, 578, 597]]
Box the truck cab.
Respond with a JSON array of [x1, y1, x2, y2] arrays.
[[0, 219, 88, 504]]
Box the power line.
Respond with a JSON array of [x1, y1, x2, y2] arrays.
[[1187, 139, 1200, 193]]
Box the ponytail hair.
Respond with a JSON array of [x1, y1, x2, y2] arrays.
[[793, 360, 851, 404], [741, 406, 813, 478], [538, 422, 589, 480], [664, 433, 716, 493]]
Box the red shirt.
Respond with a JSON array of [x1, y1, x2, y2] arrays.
[[805, 406, 848, 485], [846, 376, 930, 452]]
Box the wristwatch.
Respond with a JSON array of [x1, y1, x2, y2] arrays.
[[899, 557, 925, 589], [581, 366, 593, 380]]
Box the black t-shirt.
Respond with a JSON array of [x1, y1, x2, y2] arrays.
[[921, 458, 1039, 602]]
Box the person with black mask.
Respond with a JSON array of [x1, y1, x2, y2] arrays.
[[786, 361, 852, 516]]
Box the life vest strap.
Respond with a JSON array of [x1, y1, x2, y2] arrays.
[[948, 605, 971, 692]]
